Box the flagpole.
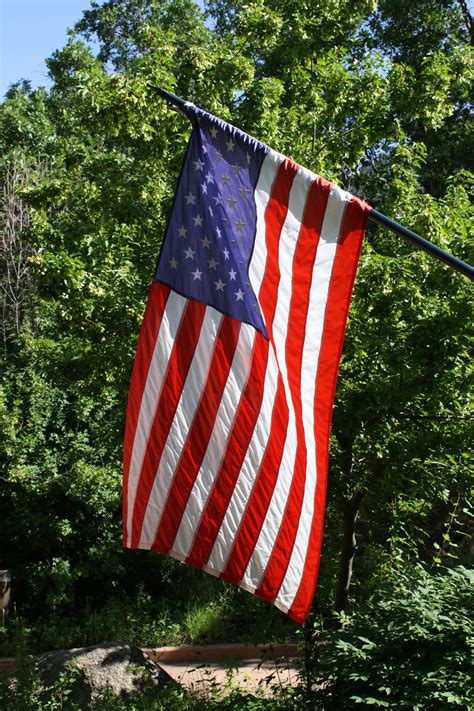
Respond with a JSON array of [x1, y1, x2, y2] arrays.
[[367, 210, 473, 279], [149, 85, 474, 280], [150, 86, 188, 111]]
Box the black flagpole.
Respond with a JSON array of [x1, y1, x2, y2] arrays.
[[149, 85, 474, 280], [367, 210, 473, 279]]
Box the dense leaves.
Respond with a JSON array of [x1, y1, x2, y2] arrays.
[[316, 565, 473, 709], [0, 2, 472, 704]]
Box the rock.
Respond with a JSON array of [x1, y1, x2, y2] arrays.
[[35, 641, 172, 705]]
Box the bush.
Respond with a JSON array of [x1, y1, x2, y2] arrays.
[[315, 565, 473, 709], [0, 657, 295, 711]]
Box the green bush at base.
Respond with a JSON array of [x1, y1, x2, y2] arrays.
[[315, 565, 473, 709]]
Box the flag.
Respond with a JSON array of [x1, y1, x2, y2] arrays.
[[122, 102, 369, 624]]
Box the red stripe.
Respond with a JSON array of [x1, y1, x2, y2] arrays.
[[256, 178, 332, 602], [289, 197, 368, 624], [220, 373, 288, 584], [151, 316, 241, 554], [257, 159, 298, 332], [130, 299, 206, 548], [122, 281, 170, 543], [185, 333, 270, 570]]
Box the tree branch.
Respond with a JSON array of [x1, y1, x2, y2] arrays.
[[457, 0, 474, 45]]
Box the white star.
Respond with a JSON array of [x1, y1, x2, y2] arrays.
[[184, 247, 195, 260], [223, 248, 230, 260], [177, 225, 188, 238], [201, 182, 208, 194], [222, 174, 230, 185], [212, 195, 224, 206], [205, 172, 214, 184], [215, 279, 226, 291], [209, 206, 214, 217], [239, 187, 250, 198], [232, 164, 241, 175], [216, 150, 223, 161], [227, 197, 237, 209], [201, 236, 211, 249], [215, 226, 222, 239], [246, 152, 251, 164], [208, 257, 218, 270], [191, 268, 202, 280], [234, 219, 245, 232], [202, 144, 208, 154], [185, 192, 196, 205], [193, 158, 205, 171], [229, 268, 237, 281], [226, 138, 235, 152], [235, 289, 244, 301], [193, 214, 204, 227], [210, 126, 218, 139], [169, 257, 178, 269]]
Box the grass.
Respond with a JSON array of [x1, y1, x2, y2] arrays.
[[0, 582, 295, 657], [1, 546, 297, 660], [0, 559, 300, 709]]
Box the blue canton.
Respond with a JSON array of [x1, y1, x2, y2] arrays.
[[155, 104, 269, 337]]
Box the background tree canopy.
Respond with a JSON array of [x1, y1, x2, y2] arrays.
[[1, 0, 472, 707]]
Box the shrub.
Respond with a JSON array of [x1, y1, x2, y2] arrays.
[[316, 565, 473, 709]]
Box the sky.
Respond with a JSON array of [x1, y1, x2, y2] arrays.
[[0, 0, 207, 98], [1, 0, 100, 97]]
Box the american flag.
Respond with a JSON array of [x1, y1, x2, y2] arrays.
[[123, 103, 369, 624]]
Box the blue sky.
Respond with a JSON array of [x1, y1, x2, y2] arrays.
[[1, 0, 97, 96], [0, 0, 208, 98]]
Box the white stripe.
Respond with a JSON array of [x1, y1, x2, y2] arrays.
[[275, 185, 349, 611], [170, 323, 256, 560], [126, 291, 186, 546], [248, 150, 282, 295], [205, 344, 279, 575], [241, 168, 313, 590], [138, 306, 223, 547]]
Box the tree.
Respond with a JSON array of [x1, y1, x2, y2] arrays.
[[0, 0, 472, 646]]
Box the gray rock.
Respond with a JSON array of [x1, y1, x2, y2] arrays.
[[35, 640, 172, 705]]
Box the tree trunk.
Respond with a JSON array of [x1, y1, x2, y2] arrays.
[[333, 456, 386, 612], [334, 500, 359, 612]]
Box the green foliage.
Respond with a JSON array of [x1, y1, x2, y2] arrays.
[[0, 572, 293, 656], [0, 662, 293, 711], [315, 564, 473, 709], [0, 620, 293, 710], [0, 2, 472, 698], [0, 659, 83, 711]]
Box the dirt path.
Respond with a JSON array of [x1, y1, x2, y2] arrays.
[[145, 643, 303, 696]]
